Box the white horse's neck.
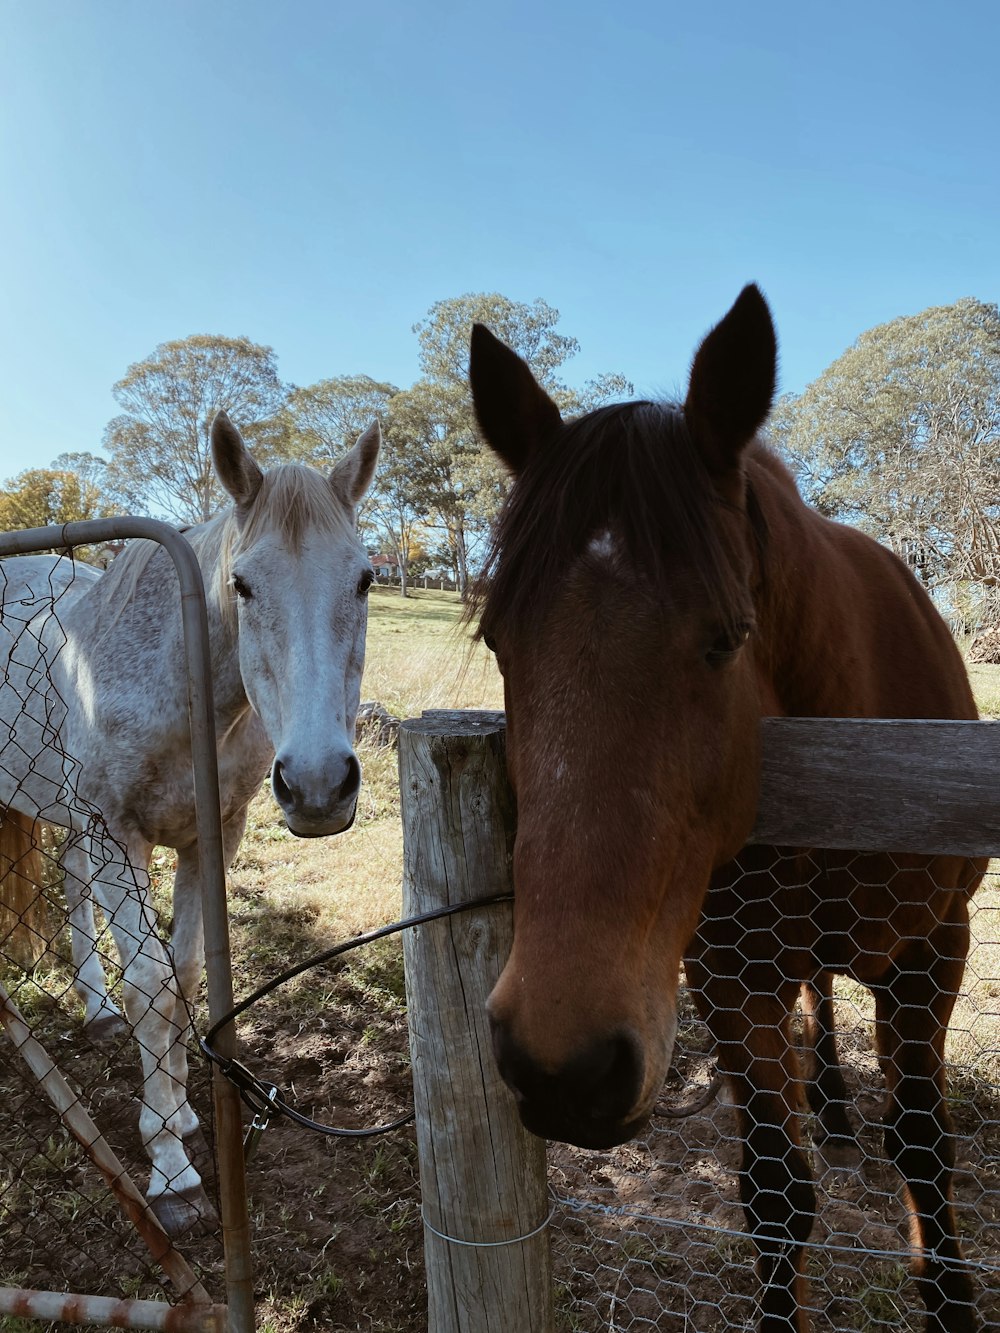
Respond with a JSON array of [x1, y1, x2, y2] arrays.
[[58, 525, 267, 839]]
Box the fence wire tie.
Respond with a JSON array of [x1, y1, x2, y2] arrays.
[[421, 1205, 554, 1249], [242, 1081, 281, 1162], [207, 1051, 283, 1120]]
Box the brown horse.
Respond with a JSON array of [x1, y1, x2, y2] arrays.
[[469, 286, 983, 1333], [0, 812, 45, 968]]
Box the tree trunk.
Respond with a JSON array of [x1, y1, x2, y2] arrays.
[[454, 525, 469, 600]]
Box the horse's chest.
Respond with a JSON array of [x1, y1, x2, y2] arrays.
[[80, 704, 272, 848], [217, 722, 274, 816], [134, 726, 271, 843]]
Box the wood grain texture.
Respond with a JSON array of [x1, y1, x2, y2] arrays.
[[399, 715, 554, 1333], [753, 717, 1000, 855], [421, 712, 1000, 856]]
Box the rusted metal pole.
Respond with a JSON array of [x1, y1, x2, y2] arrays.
[[160, 528, 256, 1333], [0, 982, 210, 1303], [0, 1289, 227, 1331]]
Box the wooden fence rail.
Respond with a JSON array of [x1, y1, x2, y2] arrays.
[[755, 716, 1000, 854]]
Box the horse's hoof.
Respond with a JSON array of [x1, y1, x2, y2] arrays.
[[148, 1186, 219, 1237], [86, 1013, 129, 1043]]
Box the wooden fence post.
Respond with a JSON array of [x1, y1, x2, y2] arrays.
[[399, 711, 554, 1333]]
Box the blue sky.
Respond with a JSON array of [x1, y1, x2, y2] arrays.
[[1, 0, 997, 484]]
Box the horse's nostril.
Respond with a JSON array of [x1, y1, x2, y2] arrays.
[[338, 753, 361, 804], [558, 1032, 644, 1122], [491, 1020, 645, 1131], [272, 759, 291, 804], [584, 1033, 644, 1120]]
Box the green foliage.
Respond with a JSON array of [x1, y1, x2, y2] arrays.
[[395, 292, 633, 594], [103, 333, 285, 523], [49, 450, 111, 496], [414, 292, 581, 388], [772, 298, 1000, 623], [0, 465, 115, 560], [384, 377, 478, 593], [281, 374, 398, 468], [0, 467, 109, 530]]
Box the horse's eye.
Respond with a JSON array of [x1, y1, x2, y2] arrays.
[[706, 622, 752, 667], [232, 575, 252, 601], [357, 569, 374, 597]]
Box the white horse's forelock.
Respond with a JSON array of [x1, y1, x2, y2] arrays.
[[101, 463, 358, 637], [214, 464, 357, 630]]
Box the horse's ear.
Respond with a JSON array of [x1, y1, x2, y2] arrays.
[[684, 284, 777, 474], [469, 323, 562, 474], [330, 420, 381, 507], [212, 411, 264, 509]]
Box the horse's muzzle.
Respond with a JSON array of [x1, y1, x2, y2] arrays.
[[284, 799, 357, 839], [489, 1017, 648, 1148], [272, 750, 361, 837]]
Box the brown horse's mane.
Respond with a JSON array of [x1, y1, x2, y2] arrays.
[[473, 401, 765, 640]]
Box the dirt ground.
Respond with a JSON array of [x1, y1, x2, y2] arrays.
[[2, 926, 998, 1333]]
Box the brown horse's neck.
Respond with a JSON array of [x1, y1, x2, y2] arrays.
[[746, 442, 976, 724]]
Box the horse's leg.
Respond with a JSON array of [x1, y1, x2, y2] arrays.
[[690, 962, 816, 1333], [88, 830, 216, 1236], [799, 974, 856, 1155], [0, 807, 45, 967], [874, 904, 979, 1333], [61, 839, 127, 1042], [165, 807, 250, 1155]]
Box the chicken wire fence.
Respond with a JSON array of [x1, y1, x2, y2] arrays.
[[0, 521, 246, 1331], [543, 851, 1000, 1332], [0, 819, 221, 1301]]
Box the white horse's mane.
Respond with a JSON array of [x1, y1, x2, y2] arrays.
[[99, 463, 356, 636]]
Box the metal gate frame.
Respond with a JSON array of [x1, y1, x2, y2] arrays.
[[0, 517, 254, 1333]]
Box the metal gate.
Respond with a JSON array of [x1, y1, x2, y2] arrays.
[[0, 517, 253, 1332]]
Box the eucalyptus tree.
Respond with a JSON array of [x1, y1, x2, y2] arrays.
[[0, 466, 111, 531], [0, 463, 116, 563], [773, 298, 1000, 625], [283, 375, 398, 466], [399, 293, 632, 594], [103, 335, 285, 523]]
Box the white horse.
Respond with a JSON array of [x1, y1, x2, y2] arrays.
[[0, 411, 379, 1235]]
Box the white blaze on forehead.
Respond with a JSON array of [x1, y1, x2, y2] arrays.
[[587, 529, 619, 561]]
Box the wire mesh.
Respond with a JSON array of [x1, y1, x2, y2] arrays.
[[0, 550, 223, 1312], [547, 857, 1000, 1332], [0, 835, 221, 1298]]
